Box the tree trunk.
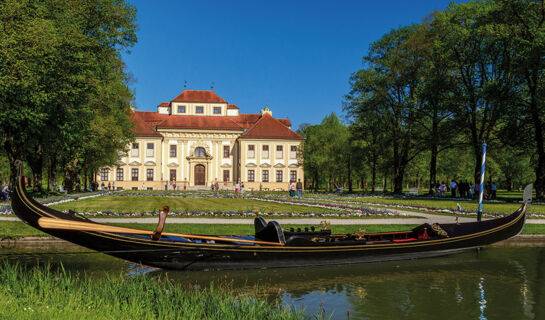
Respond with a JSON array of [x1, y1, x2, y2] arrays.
[[49, 156, 57, 192], [371, 155, 377, 192], [428, 138, 438, 195], [27, 145, 44, 193], [530, 90, 545, 198], [347, 153, 352, 193]]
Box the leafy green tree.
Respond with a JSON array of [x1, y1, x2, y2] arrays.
[[432, 1, 517, 186], [0, 0, 137, 191]]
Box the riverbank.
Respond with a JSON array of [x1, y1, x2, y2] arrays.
[[0, 262, 309, 319]]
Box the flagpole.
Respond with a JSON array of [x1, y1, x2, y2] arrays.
[[477, 142, 487, 222]]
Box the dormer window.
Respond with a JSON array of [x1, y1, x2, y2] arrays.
[[177, 105, 186, 113], [213, 107, 221, 114], [196, 106, 204, 114]]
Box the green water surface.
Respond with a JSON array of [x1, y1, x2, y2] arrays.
[[2, 244, 544, 320]]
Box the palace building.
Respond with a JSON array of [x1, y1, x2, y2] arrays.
[[96, 90, 305, 190]]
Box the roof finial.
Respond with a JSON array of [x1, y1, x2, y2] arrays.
[[184, 80, 187, 89], [211, 81, 215, 90]]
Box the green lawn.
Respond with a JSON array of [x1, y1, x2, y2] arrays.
[[316, 196, 545, 215], [49, 196, 343, 214], [3, 221, 545, 238]]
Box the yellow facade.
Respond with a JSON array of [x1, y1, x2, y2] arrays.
[[96, 92, 304, 191]]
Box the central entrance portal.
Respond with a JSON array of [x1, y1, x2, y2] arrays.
[[194, 164, 205, 185]]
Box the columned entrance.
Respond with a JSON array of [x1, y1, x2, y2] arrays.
[[194, 164, 205, 185]]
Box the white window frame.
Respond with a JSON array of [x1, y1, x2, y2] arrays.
[[248, 145, 255, 159], [146, 143, 154, 157], [131, 143, 139, 157], [276, 145, 283, 159]]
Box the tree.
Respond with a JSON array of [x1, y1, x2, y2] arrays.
[[494, 0, 545, 198], [433, 1, 516, 186], [346, 25, 428, 193], [0, 0, 137, 191]]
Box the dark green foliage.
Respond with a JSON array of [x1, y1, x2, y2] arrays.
[[0, 0, 137, 192]]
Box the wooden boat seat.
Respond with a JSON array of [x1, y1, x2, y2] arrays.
[[254, 217, 286, 244]]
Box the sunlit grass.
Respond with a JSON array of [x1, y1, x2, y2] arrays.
[[0, 262, 308, 319], [49, 196, 340, 214]]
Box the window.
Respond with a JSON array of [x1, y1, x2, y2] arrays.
[[116, 168, 123, 181], [170, 145, 177, 158], [276, 145, 283, 159], [223, 145, 230, 158], [101, 168, 109, 181], [195, 147, 206, 157], [131, 143, 139, 157], [177, 105, 186, 113], [147, 169, 154, 181], [170, 169, 176, 182], [290, 146, 297, 159], [223, 170, 229, 182], [146, 143, 154, 157], [213, 107, 221, 114], [262, 145, 269, 159], [248, 170, 255, 182], [262, 170, 269, 182], [196, 106, 204, 114], [131, 168, 138, 181], [290, 170, 297, 182], [276, 170, 283, 182], [248, 145, 255, 158]]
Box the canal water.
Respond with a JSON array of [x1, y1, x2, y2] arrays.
[[2, 243, 545, 320]]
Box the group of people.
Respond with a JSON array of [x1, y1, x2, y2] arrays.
[[98, 182, 115, 191], [289, 179, 303, 198], [0, 181, 10, 201], [435, 180, 497, 199]]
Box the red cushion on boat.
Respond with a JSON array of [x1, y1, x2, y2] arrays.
[[392, 238, 417, 242]]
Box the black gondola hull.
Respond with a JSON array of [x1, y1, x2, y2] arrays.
[[11, 164, 527, 270]]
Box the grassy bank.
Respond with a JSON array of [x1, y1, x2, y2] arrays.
[[3, 220, 545, 238], [0, 262, 308, 320]]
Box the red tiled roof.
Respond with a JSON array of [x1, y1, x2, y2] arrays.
[[171, 90, 227, 103], [130, 111, 168, 137], [227, 104, 239, 109], [156, 115, 243, 131], [158, 102, 169, 107], [129, 110, 299, 138], [239, 113, 304, 140]]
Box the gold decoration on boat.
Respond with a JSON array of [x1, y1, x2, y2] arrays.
[[431, 223, 449, 237], [352, 228, 366, 240], [320, 220, 330, 230]]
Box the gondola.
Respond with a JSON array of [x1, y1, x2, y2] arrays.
[[11, 162, 529, 270]]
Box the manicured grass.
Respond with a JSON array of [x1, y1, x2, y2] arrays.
[[321, 196, 545, 215], [0, 262, 307, 320], [49, 196, 342, 214]]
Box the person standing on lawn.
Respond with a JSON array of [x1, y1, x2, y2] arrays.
[[491, 182, 497, 199], [450, 180, 457, 198], [296, 179, 303, 198]]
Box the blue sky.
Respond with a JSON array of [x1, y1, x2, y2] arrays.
[[122, 0, 456, 130]]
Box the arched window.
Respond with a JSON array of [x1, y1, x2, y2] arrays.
[[195, 147, 206, 157]]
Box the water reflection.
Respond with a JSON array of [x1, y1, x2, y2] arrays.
[[2, 245, 545, 319]]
